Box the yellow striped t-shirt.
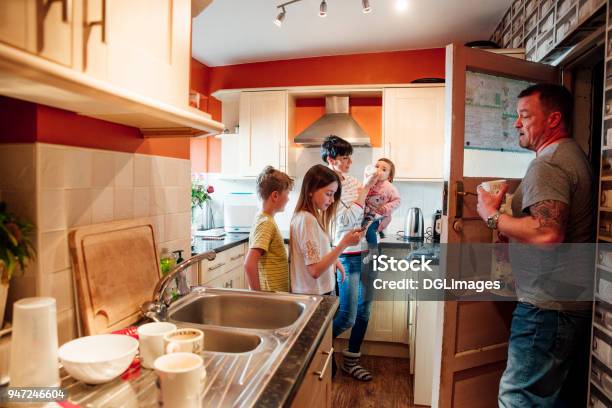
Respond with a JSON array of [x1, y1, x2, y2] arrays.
[[248, 212, 289, 292]]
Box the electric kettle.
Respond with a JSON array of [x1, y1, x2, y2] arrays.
[[403, 207, 424, 241]]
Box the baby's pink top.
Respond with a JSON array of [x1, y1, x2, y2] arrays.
[[367, 180, 401, 216]]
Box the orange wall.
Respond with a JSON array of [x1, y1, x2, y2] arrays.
[[197, 48, 445, 172], [0, 96, 191, 159]]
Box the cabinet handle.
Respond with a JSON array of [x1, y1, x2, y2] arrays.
[[36, 0, 71, 53], [82, 0, 106, 71], [230, 255, 242, 261], [229, 279, 233, 288], [314, 347, 334, 380], [208, 262, 226, 271]]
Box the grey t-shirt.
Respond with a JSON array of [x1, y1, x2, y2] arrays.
[[509, 138, 595, 310]]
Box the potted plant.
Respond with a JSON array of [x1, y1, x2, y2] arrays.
[[191, 183, 215, 230], [0, 202, 35, 325]]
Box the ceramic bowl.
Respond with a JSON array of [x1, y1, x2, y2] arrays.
[[58, 334, 138, 384]]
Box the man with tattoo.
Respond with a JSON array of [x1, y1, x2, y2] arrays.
[[477, 84, 595, 407]]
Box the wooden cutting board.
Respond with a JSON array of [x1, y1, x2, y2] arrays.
[[69, 219, 161, 335]]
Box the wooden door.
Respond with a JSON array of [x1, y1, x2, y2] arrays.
[[240, 91, 287, 177], [383, 86, 445, 180], [436, 43, 559, 407], [0, 0, 72, 66], [82, 0, 190, 107]]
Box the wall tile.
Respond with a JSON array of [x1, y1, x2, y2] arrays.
[[179, 160, 191, 187], [134, 187, 150, 218], [114, 153, 134, 188], [178, 187, 191, 213], [0, 144, 35, 190], [57, 308, 77, 345], [148, 215, 166, 244], [64, 148, 92, 189], [150, 187, 166, 216], [40, 230, 69, 275], [91, 188, 114, 223], [134, 155, 152, 187], [161, 158, 179, 187], [164, 212, 190, 242], [39, 144, 65, 189], [92, 151, 115, 188], [65, 189, 92, 227], [39, 268, 74, 313], [40, 189, 66, 231], [164, 187, 180, 214], [150, 156, 164, 187], [114, 188, 134, 220]]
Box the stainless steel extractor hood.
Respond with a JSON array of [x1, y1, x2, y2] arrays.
[[293, 96, 372, 147]]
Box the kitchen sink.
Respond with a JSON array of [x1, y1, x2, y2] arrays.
[[169, 293, 305, 330], [200, 327, 262, 353]]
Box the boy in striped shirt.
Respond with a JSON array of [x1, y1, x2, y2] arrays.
[[244, 166, 294, 292]]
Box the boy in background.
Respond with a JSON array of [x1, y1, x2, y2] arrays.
[[244, 166, 294, 292]]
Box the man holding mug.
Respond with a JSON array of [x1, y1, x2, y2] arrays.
[[476, 84, 595, 407]]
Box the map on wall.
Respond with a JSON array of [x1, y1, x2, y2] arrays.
[[465, 71, 534, 152]]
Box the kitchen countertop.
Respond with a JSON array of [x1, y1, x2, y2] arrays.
[[34, 295, 338, 407]]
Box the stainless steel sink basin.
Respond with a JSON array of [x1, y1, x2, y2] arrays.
[[169, 293, 305, 330], [201, 327, 261, 353]]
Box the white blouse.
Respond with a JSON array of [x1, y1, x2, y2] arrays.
[[289, 211, 335, 295]]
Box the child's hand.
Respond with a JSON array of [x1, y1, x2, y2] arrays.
[[340, 228, 363, 247], [336, 261, 346, 283]]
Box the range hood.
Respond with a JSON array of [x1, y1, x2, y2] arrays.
[[294, 96, 371, 147]]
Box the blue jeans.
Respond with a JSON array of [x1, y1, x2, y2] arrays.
[[498, 302, 591, 408], [332, 254, 376, 353], [365, 220, 380, 246]]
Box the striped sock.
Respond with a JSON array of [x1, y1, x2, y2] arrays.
[[341, 349, 372, 382]]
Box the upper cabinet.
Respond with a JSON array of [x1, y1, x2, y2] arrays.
[[0, 0, 224, 135], [0, 0, 73, 66], [82, 0, 190, 108], [221, 90, 288, 177], [383, 86, 445, 180]]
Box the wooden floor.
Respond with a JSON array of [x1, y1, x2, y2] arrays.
[[332, 354, 428, 408]]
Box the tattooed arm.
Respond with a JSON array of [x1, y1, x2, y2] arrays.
[[496, 200, 568, 244]]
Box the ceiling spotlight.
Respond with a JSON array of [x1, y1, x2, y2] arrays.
[[395, 0, 408, 12], [362, 0, 371, 14], [319, 0, 327, 17], [274, 7, 286, 27]]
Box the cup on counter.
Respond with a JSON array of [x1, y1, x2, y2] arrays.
[[137, 322, 177, 369], [478, 179, 507, 195], [164, 328, 204, 355], [600, 251, 612, 267], [154, 352, 204, 408], [9, 297, 60, 387], [606, 128, 612, 146]]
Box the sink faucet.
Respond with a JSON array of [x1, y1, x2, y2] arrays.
[[141, 250, 217, 321]]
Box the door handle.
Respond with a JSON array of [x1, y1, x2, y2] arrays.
[[314, 347, 334, 380], [36, 0, 71, 53]]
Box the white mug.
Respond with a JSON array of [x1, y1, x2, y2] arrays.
[[9, 297, 59, 387], [602, 190, 612, 207], [479, 179, 507, 195], [164, 328, 204, 355], [154, 352, 204, 408], [137, 322, 177, 369]]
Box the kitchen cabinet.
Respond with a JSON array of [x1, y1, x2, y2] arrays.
[[198, 244, 247, 289], [220, 90, 289, 177], [382, 86, 445, 180], [82, 0, 191, 108], [238, 91, 288, 177], [290, 321, 332, 408], [0, 0, 72, 66]]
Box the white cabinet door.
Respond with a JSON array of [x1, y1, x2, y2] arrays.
[[239, 91, 287, 177], [383, 86, 445, 180], [82, 0, 190, 108], [221, 132, 243, 176], [0, 0, 72, 66]]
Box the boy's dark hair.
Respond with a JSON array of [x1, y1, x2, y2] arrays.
[[320, 135, 353, 163], [518, 83, 573, 130], [378, 158, 396, 183], [256, 166, 294, 200]]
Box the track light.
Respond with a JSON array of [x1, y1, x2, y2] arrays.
[[395, 0, 408, 12], [362, 0, 371, 14], [274, 7, 286, 27], [319, 0, 327, 17]]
